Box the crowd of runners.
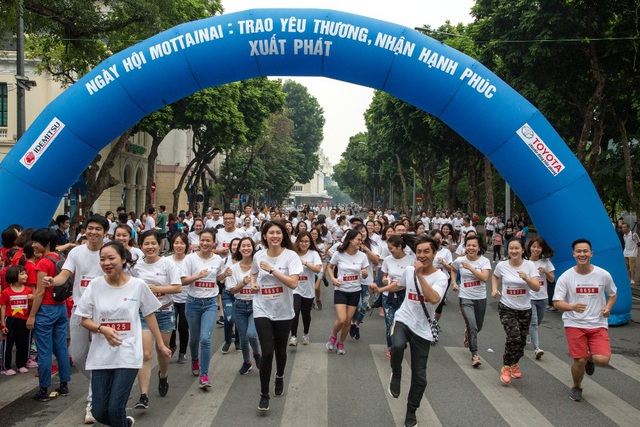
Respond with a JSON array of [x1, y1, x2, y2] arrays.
[[0, 205, 618, 427]]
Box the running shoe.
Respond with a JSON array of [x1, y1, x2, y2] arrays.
[[535, 348, 544, 360], [326, 334, 336, 351], [239, 361, 252, 375], [404, 410, 417, 427], [258, 394, 270, 411], [289, 336, 298, 346], [386, 348, 392, 360], [585, 359, 595, 376], [199, 375, 211, 389], [274, 376, 284, 396], [33, 387, 50, 402], [85, 403, 96, 424], [254, 353, 262, 370], [500, 366, 511, 384], [463, 328, 469, 348], [569, 386, 583, 402], [126, 415, 135, 426], [191, 360, 200, 376], [337, 342, 345, 355], [349, 324, 357, 338], [355, 326, 361, 340], [135, 394, 149, 409], [4, 369, 16, 376], [158, 371, 169, 397], [302, 335, 310, 345], [379, 307, 385, 317], [221, 341, 231, 354], [18, 367, 29, 374], [178, 354, 187, 364], [55, 382, 69, 396], [235, 342, 241, 351], [472, 355, 481, 368], [388, 372, 401, 398], [510, 364, 522, 379], [216, 317, 224, 326]]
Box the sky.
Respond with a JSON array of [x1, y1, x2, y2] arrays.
[[222, 0, 476, 166]]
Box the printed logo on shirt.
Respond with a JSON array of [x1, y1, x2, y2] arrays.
[[80, 275, 96, 288], [463, 280, 481, 288], [123, 297, 139, 302], [155, 272, 168, 277]]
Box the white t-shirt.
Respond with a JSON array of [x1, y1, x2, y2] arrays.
[[420, 217, 430, 230], [252, 248, 303, 321], [129, 247, 144, 263], [167, 256, 188, 303], [361, 242, 381, 285], [485, 217, 496, 232], [181, 252, 224, 299], [131, 257, 182, 307], [225, 262, 254, 301], [395, 267, 448, 341], [459, 225, 477, 244], [205, 217, 223, 229], [239, 214, 258, 228], [493, 259, 538, 310], [216, 229, 247, 252], [530, 258, 555, 300], [553, 265, 617, 329], [452, 217, 463, 231], [325, 218, 338, 229], [145, 215, 156, 231], [452, 255, 491, 300], [329, 251, 369, 293], [107, 221, 118, 237], [188, 232, 200, 248], [76, 276, 161, 370], [433, 247, 453, 280], [622, 231, 639, 258], [382, 254, 415, 285], [295, 250, 322, 299], [63, 244, 104, 302]]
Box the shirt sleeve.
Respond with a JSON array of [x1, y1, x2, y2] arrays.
[[251, 255, 260, 275], [493, 262, 504, 279], [166, 260, 182, 285], [552, 275, 568, 301], [74, 284, 94, 319], [139, 280, 162, 317], [287, 251, 304, 276]]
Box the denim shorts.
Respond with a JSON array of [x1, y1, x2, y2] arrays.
[[140, 305, 176, 334]]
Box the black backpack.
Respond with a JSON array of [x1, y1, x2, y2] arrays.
[[45, 253, 74, 302]]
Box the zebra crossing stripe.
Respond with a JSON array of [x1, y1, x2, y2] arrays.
[[370, 344, 442, 427], [608, 354, 640, 382], [164, 347, 237, 425], [445, 346, 553, 427], [281, 343, 329, 427], [525, 351, 640, 426]]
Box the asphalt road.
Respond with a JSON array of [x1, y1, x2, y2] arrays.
[[1, 266, 640, 426]]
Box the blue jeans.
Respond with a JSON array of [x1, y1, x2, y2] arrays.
[[91, 368, 138, 427], [186, 295, 218, 376], [222, 290, 239, 345], [382, 294, 397, 349], [529, 299, 547, 349], [34, 304, 71, 388], [234, 299, 261, 363], [353, 284, 370, 323]]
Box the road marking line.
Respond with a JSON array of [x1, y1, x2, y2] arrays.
[[608, 354, 640, 382], [446, 346, 553, 427], [371, 344, 441, 427]]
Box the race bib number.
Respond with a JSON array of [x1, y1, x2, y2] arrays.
[[506, 288, 526, 295], [154, 292, 166, 297], [343, 275, 358, 283], [539, 280, 545, 287], [298, 275, 308, 282], [10, 296, 28, 310], [222, 242, 230, 248], [407, 292, 423, 303], [80, 275, 96, 288], [194, 280, 216, 288], [100, 318, 132, 338], [261, 285, 284, 299], [463, 280, 481, 288], [239, 287, 254, 295], [576, 286, 599, 294]]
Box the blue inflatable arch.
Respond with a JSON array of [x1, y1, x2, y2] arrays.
[[0, 9, 630, 324]]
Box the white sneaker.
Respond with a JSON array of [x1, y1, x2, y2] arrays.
[[535, 348, 544, 360], [127, 415, 135, 426], [302, 335, 310, 345], [289, 336, 297, 347], [85, 403, 96, 424]]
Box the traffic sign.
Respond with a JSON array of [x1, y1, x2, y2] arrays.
[[232, 197, 239, 205], [415, 194, 423, 203], [240, 195, 247, 203]]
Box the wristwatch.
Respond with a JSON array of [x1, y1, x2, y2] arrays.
[[269, 268, 274, 275]]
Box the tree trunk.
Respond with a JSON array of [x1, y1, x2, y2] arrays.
[[616, 113, 640, 218], [172, 156, 198, 214], [586, 113, 605, 178], [484, 156, 494, 215], [395, 154, 408, 214], [145, 133, 163, 212], [576, 43, 606, 164]]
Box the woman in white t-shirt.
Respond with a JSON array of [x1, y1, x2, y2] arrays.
[[526, 237, 555, 360], [114, 224, 144, 265], [290, 231, 322, 346], [351, 225, 380, 340], [388, 235, 448, 427], [180, 228, 226, 389], [167, 233, 190, 364], [326, 229, 369, 356], [373, 235, 414, 359], [451, 235, 491, 367], [310, 227, 328, 310], [187, 218, 204, 252], [226, 237, 262, 376], [250, 221, 302, 411], [76, 241, 170, 427], [430, 230, 454, 323], [491, 238, 540, 384], [131, 230, 182, 409]]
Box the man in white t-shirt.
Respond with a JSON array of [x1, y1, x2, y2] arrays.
[[553, 238, 617, 403], [451, 212, 463, 232], [325, 208, 338, 229], [238, 205, 257, 228], [183, 211, 194, 231], [205, 207, 223, 229], [214, 211, 247, 258], [484, 212, 496, 246], [620, 222, 638, 284], [145, 207, 157, 231]]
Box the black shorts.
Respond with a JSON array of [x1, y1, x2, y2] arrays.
[[486, 229, 494, 237], [334, 289, 360, 307]]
